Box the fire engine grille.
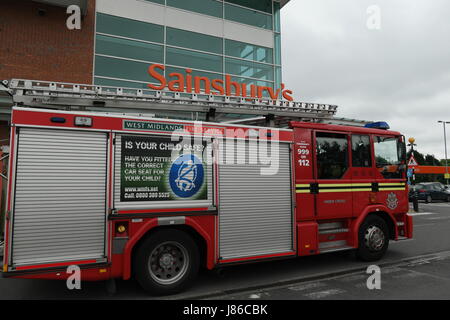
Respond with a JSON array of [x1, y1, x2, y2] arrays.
[[10, 128, 108, 267], [218, 141, 294, 260]]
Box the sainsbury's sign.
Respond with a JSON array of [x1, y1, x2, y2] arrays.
[[147, 64, 293, 101]]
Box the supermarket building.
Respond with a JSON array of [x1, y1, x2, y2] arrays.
[[0, 0, 291, 140]]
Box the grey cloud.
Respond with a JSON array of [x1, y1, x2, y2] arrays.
[[281, 0, 450, 158]]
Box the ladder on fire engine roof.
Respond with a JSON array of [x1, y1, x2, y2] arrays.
[[3, 79, 370, 128]]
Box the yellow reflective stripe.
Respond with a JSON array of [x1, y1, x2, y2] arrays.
[[379, 188, 405, 191], [319, 183, 354, 187], [296, 184, 310, 188], [351, 183, 372, 187], [379, 182, 405, 186], [297, 188, 374, 193]]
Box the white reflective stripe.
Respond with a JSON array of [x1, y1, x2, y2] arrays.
[[158, 216, 185, 226]]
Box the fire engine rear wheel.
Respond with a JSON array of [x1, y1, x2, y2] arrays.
[[134, 229, 199, 295], [356, 215, 389, 262]]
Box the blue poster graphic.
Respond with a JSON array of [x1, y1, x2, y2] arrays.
[[169, 154, 204, 198]]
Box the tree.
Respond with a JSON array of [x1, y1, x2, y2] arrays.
[[407, 149, 445, 184]]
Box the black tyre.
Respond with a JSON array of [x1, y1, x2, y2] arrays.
[[425, 195, 432, 203], [134, 229, 199, 295], [446, 195, 450, 202], [356, 215, 389, 262]]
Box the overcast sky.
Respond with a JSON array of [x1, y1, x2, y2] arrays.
[[281, 0, 450, 160]]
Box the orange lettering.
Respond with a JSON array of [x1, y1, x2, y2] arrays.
[[147, 64, 166, 90], [211, 79, 225, 95], [185, 69, 193, 93], [250, 84, 258, 98], [225, 75, 240, 97], [194, 77, 211, 94], [168, 73, 185, 92], [145, 65, 293, 101], [264, 86, 281, 100], [282, 84, 293, 101]]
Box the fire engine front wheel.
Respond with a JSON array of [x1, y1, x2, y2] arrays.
[[134, 229, 200, 295], [356, 215, 389, 262]]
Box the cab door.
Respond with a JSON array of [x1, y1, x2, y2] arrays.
[[313, 131, 353, 220], [373, 135, 408, 213]]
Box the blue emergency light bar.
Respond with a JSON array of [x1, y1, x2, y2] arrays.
[[364, 121, 390, 130]]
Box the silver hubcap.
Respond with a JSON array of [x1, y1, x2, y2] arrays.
[[365, 226, 385, 251], [148, 241, 189, 285]]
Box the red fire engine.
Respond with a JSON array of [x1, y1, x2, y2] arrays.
[[1, 80, 412, 295]]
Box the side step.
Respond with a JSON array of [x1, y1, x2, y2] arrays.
[[319, 240, 353, 253], [318, 222, 353, 253]]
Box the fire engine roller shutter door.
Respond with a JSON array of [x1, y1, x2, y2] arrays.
[[218, 141, 293, 260], [11, 128, 107, 267]]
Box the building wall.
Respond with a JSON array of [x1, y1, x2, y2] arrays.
[[0, 0, 95, 84], [94, 0, 283, 97]]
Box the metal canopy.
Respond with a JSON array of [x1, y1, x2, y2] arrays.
[[32, 0, 88, 15], [6, 79, 339, 127]]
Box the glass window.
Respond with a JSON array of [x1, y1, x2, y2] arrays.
[[96, 13, 164, 43], [166, 47, 223, 73], [95, 55, 152, 83], [225, 39, 273, 63], [273, 1, 281, 32], [167, 0, 223, 18], [316, 132, 349, 179], [352, 135, 372, 167], [167, 27, 223, 54], [225, 57, 273, 80], [275, 66, 282, 90], [94, 77, 150, 89], [374, 136, 405, 179], [274, 33, 281, 65], [225, 0, 272, 14], [225, 4, 273, 30], [230, 76, 275, 98], [96, 35, 163, 63]]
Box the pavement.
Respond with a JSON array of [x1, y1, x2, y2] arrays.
[[0, 201, 448, 300], [207, 250, 450, 300]]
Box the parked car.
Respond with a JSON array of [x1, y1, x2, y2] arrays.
[[412, 182, 450, 203]]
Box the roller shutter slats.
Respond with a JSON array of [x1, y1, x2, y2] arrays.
[[218, 142, 293, 260], [11, 128, 107, 267]]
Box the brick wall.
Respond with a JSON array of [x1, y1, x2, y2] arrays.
[[0, 0, 95, 84]]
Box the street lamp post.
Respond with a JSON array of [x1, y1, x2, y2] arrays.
[[438, 121, 450, 185]]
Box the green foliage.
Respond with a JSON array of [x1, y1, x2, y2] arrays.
[[407, 149, 447, 184]]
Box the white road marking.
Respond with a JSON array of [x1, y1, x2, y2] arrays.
[[407, 212, 436, 216], [288, 282, 326, 291], [304, 289, 346, 299]]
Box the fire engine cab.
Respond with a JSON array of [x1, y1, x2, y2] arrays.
[[1, 80, 412, 295]]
